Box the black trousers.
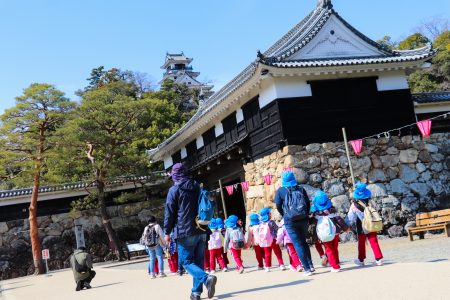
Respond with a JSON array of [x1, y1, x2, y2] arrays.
[[78, 270, 96, 285]]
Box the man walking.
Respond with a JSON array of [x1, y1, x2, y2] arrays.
[[164, 163, 217, 300], [69, 247, 96, 291], [274, 171, 315, 276]]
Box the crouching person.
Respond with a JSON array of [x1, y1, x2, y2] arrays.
[[70, 247, 96, 291]]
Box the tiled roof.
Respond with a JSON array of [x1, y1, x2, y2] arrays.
[[0, 173, 166, 199], [412, 91, 450, 104], [148, 1, 435, 160]]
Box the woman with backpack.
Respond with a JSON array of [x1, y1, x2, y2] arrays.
[[245, 213, 264, 270], [224, 215, 245, 273], [259, 207, 286, 272], [311, 191, 349, 272], [141, 215, 167, 278], [274, 171, 314, 276], [208, 218, 228, 274], [347, 182, 384, 266]]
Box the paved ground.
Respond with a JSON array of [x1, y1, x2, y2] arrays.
[[1, 235, 450, 300]]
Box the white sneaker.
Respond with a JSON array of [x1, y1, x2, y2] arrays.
[[303, 271, 313, 277], [375, 259, 384, 266], [354, 259, 365, 266], [279, 264, 287, 271], [238, 267, 244, 274], [330, 268, 341, 273], [158, 273, 167, 278], [296, 266, 303, 272], [289, 265, 296, 272], [310, 267, 315, 273], [222, 268, 228, 272], [264, 267, 270, 272], [150, 273, 156, 279], [209, 270, 215, 274]]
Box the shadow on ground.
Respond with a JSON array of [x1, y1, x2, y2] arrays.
[[216, 279, 309, 299], [92, 282, 123, 289]]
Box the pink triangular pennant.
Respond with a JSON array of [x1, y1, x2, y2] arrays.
[[225, 185, 234, 196], [240, 181, 249, 192], [350, 139, 363, 155], [417, 119, 432, 137], [263, 174, 273, 185]]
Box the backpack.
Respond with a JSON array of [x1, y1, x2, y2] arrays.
[[208, 231, 223, 250], [358, 201, 383, 233], [251, 225, 261, 246], [73, 253, 88, 273], [258, 222, 273, 247], [316, 216, 336, 243], [282, 186, 309, 221], [140, 224, 159, 247], [230, 228, 245, 249], [196, 189, 214, 227]]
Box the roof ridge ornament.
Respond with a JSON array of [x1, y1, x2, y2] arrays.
[[317, 0, 333, 8]]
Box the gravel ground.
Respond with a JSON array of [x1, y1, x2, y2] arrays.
[[111, 234, 450, 271]]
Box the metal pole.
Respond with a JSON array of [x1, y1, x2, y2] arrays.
[[218, 179, 228, 219], [342, 127, 356, 187], [45, 259, 49, 276]]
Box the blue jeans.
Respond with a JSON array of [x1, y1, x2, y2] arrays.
[[177, 234, 209, 295], [146, 245, 164, 274], [284, 219, 314, 272]]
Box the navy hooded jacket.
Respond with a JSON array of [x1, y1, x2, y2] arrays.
[[164, 179, 205, 240]]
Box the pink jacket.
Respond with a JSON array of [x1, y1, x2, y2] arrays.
[[276, 220, 292, 246]]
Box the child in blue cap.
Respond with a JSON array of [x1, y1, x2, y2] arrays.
[[207, 219, 227, 273], [259, 207, 286, 272], [224, 215, 245, 273], [216, 218, 230, 267], [311, 191, 349, 272], [347, 182, 384, 266], [245, 213, 264, 270]]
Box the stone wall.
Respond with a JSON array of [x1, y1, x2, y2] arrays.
[[0, 199, 165, 280], [244, 133, 449, 238]]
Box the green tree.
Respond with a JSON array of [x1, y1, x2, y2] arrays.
[[376, 36, 397, 50], [61, 81, 152, 260], [397, 33, 430, 50], [0, 83, 74, 274]]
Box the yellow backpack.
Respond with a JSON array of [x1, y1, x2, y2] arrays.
[[358, 201, 383, 233]]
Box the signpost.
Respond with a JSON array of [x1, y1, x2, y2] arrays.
[[42, 249, 50, 275], [74, 224, 86, 249]]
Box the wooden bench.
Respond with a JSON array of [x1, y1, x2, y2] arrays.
[[123, 241, 147, 260], [408, 209, 450, 241]]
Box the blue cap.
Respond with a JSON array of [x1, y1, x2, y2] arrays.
[[260, 207, 272, 222], [215, 218, 224, 229], [208, 218, 218, 230], [249, 213, 260, 226], [282, 171, 297, 187], [225, 215, 238, 229], [353, 182, 372, 200], [311, 191, 332, 212]]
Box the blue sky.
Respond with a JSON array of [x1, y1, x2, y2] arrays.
[[1, 0, 449, 113]]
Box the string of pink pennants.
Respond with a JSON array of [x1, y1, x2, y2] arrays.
[[221, 114, 447, 196]]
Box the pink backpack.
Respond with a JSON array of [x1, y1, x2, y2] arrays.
[[258, 222, 273, 247], [208, 231, 222, 250]]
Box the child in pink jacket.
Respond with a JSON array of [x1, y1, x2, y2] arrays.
[[245, 213, 264, 270], [277, 219, 302, 272]]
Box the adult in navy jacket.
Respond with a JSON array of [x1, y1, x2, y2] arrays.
[[164, 163, 217, 300]]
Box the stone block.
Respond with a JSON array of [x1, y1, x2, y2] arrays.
[[323, 180, 345, 197], [386, 167, 399, 180], [404, 221, 416, 232], [418, 150, 432, 163], [51, 213, 67, 224], [399, 165, 419, 183], [339, 156, 348, 168], [382, 195, 399, 207], [368, 169, 386, 183], [399, 149, 418, 163], [401, 196, 419, 211], [0, 222, 8, 234], [430, 163, 443, 172], [305, 143, 321, 153], [371, 155, 382, 169], [380, 155, 399, 168], [246, 185, 264, 198], [390, 179, 410, 195], [328, 158, 340, 169], [366, 183, 387, 197], [298, 157, 321, 169], [415, 163, 427, 173], [386, 147, 399, 155], [409, 183, 431, 197], [299, 184, 319, 199], [309, 173, 322, 184], [293, 168, 308, 184], [331, 195, 350, 214], [420, 171, 432, 182], [425, 144, 439, 153], [427, 179, 444, 195], [387, 225, 403, 237]]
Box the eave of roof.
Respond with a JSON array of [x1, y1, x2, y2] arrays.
[[412, 91, 450, 104]]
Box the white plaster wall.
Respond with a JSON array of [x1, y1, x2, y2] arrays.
[[163, 156, 173, 169], [259, 77, 312, 108], [236, 108, 244, 123], [180, 147, 187, 159], [196, 136, 204, 149], [376, 71, 409, 91], [214, 122, 224, 137]]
